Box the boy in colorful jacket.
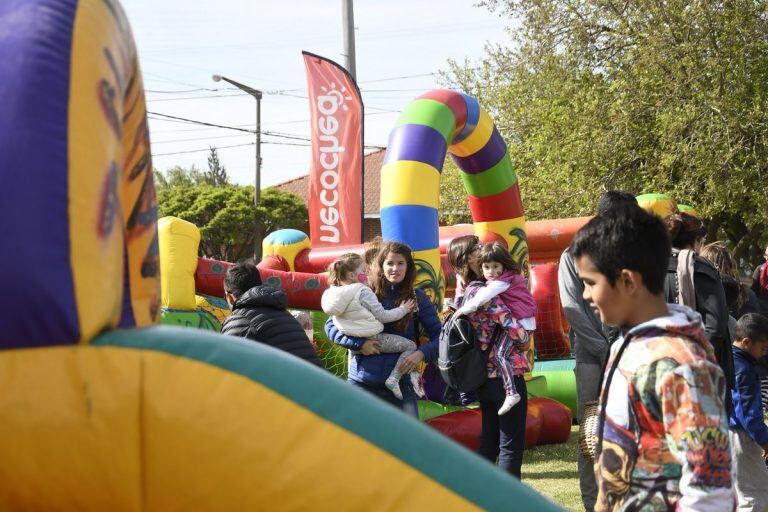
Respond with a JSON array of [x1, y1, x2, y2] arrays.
[[570, 205, 733, 511], [729, 313, 768, 511]]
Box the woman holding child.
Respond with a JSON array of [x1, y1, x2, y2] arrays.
[[324, 241, 442, 418], [448, 235, 531, 478]]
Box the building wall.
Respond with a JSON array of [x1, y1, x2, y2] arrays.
[[363, 218, 381, 242]]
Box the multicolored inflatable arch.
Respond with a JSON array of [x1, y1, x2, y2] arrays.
[[0, 1, 562, 509], [381, 90, 526, 303]]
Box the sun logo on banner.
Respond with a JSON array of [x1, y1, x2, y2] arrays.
[[320, 83, 353, 111]]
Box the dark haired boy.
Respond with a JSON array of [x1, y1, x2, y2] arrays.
[[221, 261, 322, 367], [571, 206, 732, 511], [729, 313, 768, 510]]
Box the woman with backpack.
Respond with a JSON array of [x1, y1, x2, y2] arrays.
[[324, 241, 441, 418], [663, 212, 734, 413], [448, 237, 530, 478]]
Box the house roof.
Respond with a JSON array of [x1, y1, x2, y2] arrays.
[[272, 149, 384, 215]]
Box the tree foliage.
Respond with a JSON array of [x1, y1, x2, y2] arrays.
[[439, 156, 473, 226], [155, 166, 307, 261], [206, 146, 230, 187], [443, 0, 768, 265]]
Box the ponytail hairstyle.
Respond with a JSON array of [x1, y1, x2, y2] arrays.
[[327, 253, 364, 286], [664, 212, 706, 250], [479, 241, 521, 275], [371, 241, 416, 332]]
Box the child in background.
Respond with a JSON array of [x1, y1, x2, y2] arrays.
[[571, 206, 732, 511], [321, 253, 423, 399], [457, 242, 536, 414], [729, 313, 768, 511]]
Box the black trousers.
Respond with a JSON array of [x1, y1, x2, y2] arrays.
[[477, 376, 527, 478]]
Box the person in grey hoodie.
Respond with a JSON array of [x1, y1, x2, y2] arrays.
[[558, 190, 638, 512]]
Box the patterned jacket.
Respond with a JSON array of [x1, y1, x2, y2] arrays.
[[461, 281, 530, 377], [595, 304, 733, 511]]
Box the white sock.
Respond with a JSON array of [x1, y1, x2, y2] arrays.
[[385, 375, 403, 400], [498, 392, 521, 415]]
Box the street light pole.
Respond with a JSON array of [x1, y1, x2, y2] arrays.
[[212, 74, 263, 260]]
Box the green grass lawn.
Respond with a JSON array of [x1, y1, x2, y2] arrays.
[[522, 425, 582, 511]]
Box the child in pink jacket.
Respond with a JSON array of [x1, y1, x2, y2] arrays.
[[458, 242, 536, 414]]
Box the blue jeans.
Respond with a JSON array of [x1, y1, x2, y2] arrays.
[[350, 377, 419, 419], [477, 376, 527, 478]]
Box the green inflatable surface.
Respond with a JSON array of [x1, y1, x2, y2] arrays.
[[531, 358, 577, 417], [160, 308, 221, 331]]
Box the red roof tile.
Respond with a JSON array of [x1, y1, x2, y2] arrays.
[[272, 149, 383, 215]]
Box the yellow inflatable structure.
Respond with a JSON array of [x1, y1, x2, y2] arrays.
[[159, 216, 200, 311], [158, 216, 227, 330], [636, 193, 678, 218], [0, 1, 561, 510]]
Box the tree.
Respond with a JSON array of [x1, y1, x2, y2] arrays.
[[156, 166, 307, 261], [155, 164, 208, 191], [205, 146, 229, 187], [439, 156, 473, 226], [443, 0, 768, 266]]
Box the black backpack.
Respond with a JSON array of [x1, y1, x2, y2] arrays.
[[438, 315, 495, 393]]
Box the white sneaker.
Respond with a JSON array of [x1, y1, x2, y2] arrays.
[[498, 393, 521, 415], [385, 376, 403, 400], [410, 372, 425, 398]]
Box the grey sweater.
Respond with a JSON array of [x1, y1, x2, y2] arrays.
[[558, 248, 610, 365]]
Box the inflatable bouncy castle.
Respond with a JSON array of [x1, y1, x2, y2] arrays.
[[0, 1, 565, 510], [156, 89, 583, 440]]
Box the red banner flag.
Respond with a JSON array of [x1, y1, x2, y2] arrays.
[[303, 51, 363, 246]]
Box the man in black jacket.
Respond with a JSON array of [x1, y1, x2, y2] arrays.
[[221, 261, 323, 368]]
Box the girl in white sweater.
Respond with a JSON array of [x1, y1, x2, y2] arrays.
[[321, 253, 422, 399]]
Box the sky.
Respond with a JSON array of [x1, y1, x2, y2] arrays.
[[122, 1, 514, 187]]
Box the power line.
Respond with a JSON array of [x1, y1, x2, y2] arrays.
[[139, 19, 504, 56], [145, 87, 230, 94], [153, 133, 255, 145], [147, 111, 398, 138], [152, 140, 385, 158], [146, 87, 444, 103], [153, 142, 255, 156], [143, 70, 447, 99], [361, 72, 437, 83], [149, 110, 396, 134], [148, 111, 256, 133], [146, 91, 401, 113], [148, 112, 311, 141], [147, 93, 247, 102]]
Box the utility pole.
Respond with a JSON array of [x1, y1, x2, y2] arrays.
[[342, 0, 356, 80], [211, 74, 263, 260]]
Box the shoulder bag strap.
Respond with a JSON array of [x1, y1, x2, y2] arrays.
[[595, 334, 633, 459]]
